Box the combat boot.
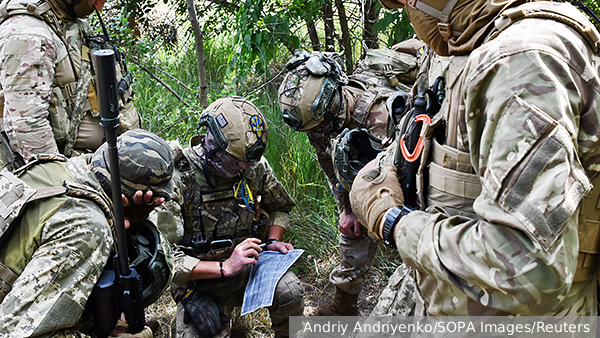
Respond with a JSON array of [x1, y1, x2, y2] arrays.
[[314, 287, 359, 316]]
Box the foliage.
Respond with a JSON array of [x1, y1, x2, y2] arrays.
[[372, 6, 414, 46]]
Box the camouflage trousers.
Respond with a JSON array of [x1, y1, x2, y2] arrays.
[[355, 263, 417, 338], [175, 264, 304, 338], [330, 232, 378, 295]]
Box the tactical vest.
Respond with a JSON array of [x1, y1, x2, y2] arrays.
[[0, 0, 139, 159], [174, 137, 264, 261], [410, 1, 600, 284], [0, 154, 116, 303]]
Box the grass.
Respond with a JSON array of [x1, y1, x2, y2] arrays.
[[127, 32, 402, 337]]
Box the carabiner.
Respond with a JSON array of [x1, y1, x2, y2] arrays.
[[400, 114, 431, 163]]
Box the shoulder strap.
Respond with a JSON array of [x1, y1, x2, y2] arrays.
[[352, 87, 394, 126]]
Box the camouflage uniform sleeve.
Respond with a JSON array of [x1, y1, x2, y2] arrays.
[[394, 19, 599, 315], [307, 132, 349, 210], [0, 197, 112, 336], [246, 156, 296, 232], [150, 163, 201, 286], [0, 16, 61, 160]]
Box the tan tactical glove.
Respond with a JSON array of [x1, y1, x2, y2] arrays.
[[349, 162, 404, 238], [110, 319, 153, 338]]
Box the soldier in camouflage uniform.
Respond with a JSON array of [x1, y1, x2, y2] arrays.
[[153, 96, 303, 338], [0, 0, 139, 168], [0, 129, 175, 337], [351, 0, 600, 316], [277, 48, 419, 316]]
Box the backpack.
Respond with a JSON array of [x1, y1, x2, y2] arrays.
[[352, 47, 420, 92]]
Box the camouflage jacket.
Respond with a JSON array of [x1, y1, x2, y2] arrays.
[[308, 85, 389, 210], [0, 156, 113, 336], [159, 138, 296, 287], [383, 12, 600, 315], [0, 0, 137, 163]]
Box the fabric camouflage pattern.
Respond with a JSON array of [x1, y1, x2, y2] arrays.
[[304, 82, 390, 295], [0, 156, 113, 337], [155, 136, 301, 337], [91, 129, 175, 200], [0, 0, 139, 163], [365, 7, 600, 315]]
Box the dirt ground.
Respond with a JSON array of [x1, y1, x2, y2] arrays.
[[147, 267, 391, 338]]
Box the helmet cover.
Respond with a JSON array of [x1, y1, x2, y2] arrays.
[[278, 51, 348, 131], [198, 96, 268, 162]]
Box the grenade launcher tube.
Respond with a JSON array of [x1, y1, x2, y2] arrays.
[[94, 49, 145, 334]]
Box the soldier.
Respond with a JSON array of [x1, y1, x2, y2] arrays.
[[153, 96, 303, 338], [0, 0, 140, 169], [0, 129, 175, 337], [277, 47, 418, 316], [351, 0, 600, 315]]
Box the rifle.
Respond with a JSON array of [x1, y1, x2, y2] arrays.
[[0, 131, 25, 171], [89, 49, 145, 336]]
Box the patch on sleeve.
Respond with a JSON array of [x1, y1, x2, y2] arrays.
[[487, 95, 591, 250], [4, 39, 27, 55]]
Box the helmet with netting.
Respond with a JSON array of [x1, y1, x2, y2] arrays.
[[331, 128, 384, 191], [91, 129, 175, 201], [278, 50, 348, 131], [198, 96, 268, 162]]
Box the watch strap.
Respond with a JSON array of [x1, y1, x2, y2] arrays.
[[382, 205, 412, 248]]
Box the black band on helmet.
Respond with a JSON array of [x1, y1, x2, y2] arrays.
[[198, 112, 229, 152], [282, 107, 303, 131], [246, 138, 265, 162]]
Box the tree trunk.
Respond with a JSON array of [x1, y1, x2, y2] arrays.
[[323, 1, 335, 51], [363, 0, 380, 50], [307, 19, 321, 51], [334, 0, 352, 73], [186, 0, 208, 108]]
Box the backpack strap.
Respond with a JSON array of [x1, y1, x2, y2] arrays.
[[0, 260, 17, 303], [352, 87, 394, 126]]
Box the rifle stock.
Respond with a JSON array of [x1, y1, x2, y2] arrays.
[[93, 49, 145, 334]]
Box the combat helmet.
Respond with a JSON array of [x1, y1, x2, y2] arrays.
[[127, 219, 173, 307], [331, 128, 384, 191], [278, 50, 348, 131], [198, 96, 267, 162]]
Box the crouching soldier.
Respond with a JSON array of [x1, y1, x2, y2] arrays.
[[0, 129, 176, 337], [153, 96, 304, 338]]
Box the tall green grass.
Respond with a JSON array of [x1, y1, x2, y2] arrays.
[[130, 43, 345, 275]]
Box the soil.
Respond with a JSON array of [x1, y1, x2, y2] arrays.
[[301, 269, 389, 317], [147, 267, 391, 337]]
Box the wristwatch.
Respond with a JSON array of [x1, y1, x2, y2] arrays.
[[382, 205, 413, 248]]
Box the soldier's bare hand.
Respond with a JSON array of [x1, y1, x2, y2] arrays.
[[222, 238, 261, 277], [122, 190, 165, 228], [339, 207, 361, 238], [266, 241, 293, 254]]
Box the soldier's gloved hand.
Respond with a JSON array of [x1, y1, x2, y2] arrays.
[[110, 315, 153, 338], [349, 161, 404, 238], [181, 288, 229, 336]]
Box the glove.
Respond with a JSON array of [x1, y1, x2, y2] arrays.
[[349, 162, 404, 238], [110, 319, 153, 338], [180, 287, 229, 336]]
